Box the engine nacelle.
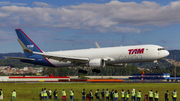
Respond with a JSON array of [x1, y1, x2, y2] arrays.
[[89, 58, 105, 68]]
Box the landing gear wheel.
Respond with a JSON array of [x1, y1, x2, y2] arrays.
[[78, 69, 87, 74], [92, 69, 101, 73], [154, 65, 158, 69]]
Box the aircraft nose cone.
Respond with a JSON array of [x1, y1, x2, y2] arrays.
[[164, 50, 169, 57]]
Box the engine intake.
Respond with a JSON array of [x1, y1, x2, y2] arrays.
[[89, 58, 105, 68]]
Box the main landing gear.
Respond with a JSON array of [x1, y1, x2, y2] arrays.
[[78, 68, 101, 74], [92, 69, 101, 73], [78, 69, 87, 74]]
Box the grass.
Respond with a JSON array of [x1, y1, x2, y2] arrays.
[[0, 82, 179, 101]]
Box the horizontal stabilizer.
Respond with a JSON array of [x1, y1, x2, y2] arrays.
[[7, 57, 35, 61]]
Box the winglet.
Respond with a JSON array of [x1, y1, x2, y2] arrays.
[[17, 39, 33, 53], [95, 42, 100, 48]]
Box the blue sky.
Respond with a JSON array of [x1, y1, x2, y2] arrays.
[[1, 0, 180, 53]]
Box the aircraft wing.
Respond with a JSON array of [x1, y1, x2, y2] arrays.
[[95, 42, 100, 48], [33, 52, 89, 63]]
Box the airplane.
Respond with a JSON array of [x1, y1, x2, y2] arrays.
[[9, 29, 169, 74]]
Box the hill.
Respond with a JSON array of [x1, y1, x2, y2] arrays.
[[0, 53, 35, 68], [132, 50, 179, 69], [167, 50, 180, 61], [0, 52, 24, 59]]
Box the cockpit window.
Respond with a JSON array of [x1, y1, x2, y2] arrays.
[[158, 48, 165, 51]]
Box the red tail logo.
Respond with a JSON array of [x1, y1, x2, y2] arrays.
[[128, 48, 144, 55]]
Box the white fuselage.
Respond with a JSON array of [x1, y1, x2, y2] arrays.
[[46, 44, 169, 67]]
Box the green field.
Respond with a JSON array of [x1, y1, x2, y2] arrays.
[[0, 82, 179, 101]]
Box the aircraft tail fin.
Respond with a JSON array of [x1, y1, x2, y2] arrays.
[[15, 29, 43, 57]]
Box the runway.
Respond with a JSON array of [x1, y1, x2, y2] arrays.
[[0, 81, 179, 83], [0, 76, 178, 83]]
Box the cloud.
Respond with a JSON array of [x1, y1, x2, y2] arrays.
[[0, 1, 10, 5], [161, 39, 168, 43], [1, 1, 180, 33], [163, 46, 171, 50], [96, 0, 105, 2], [32, 2, 52, 7], [0, 1, 27, 6], [0, 30, 16, 45], [135, 41, 142, 45]]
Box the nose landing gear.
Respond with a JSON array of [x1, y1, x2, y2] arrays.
[[154, 60, 158, 69]]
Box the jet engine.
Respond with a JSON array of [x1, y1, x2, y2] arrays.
[[88, 58, 105, 68]]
